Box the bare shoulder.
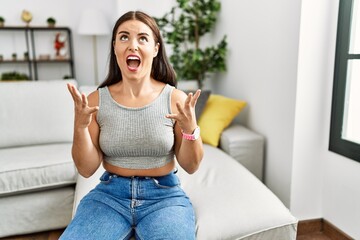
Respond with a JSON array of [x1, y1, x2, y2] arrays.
[[171, 88, 188, 103], [87, 90, 99, 107]]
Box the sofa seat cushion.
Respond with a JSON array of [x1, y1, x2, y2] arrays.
[[177, 144, 298, 239], [0, 143, 76, 197]]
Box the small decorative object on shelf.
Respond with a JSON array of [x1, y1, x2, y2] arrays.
[[47, 17, 56, 27], [54, 32, 66, 59], [12, 53, 17, 61], [0, 26, 75, 80], [23, 51, 29, 60], [39, 54, 50, 60], [1, 71, 29, 81], [0, 16, 5, 27], [21, 10, 33, 26]]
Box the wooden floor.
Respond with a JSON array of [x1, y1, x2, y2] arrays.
[[0, 229, 333, 240], [297, 232, 332, 240], [1, 218, 354, 240], [0, 229, 64, 240]]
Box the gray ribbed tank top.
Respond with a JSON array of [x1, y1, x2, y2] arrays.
[[97, 84, 175, 169]]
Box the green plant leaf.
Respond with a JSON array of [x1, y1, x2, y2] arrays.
[[156, 0, 227, 89]]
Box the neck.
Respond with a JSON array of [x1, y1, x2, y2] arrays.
[[119, 78, 162, 98]]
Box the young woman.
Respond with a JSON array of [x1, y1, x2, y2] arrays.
[[60, 11, 203, 239]]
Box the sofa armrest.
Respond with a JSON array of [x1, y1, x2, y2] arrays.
[[219, 124, 265, 181]]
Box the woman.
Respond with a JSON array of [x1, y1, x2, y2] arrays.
[[60, 11, 203, 240]]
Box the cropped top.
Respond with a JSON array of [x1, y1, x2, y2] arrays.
[[97, 84, 175, 169]]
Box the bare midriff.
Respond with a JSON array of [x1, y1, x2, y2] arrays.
[[103, 159, 176, 177]]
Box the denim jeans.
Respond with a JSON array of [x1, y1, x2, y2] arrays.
[[60, 171, 195, 240]]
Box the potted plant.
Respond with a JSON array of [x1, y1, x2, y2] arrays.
[[47, 17, 56, 27], [12, 53, 17, 61], [0, 16, 4, 27], [24, 51, 29, 60], [1, 71, 29, 81], [156, 0, 227, 89]]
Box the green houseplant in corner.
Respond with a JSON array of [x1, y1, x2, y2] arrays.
[[155, 0, 227, 89]]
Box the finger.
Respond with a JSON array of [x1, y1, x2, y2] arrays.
[[165, 113, 178, 120], [68, 84, 82, 103], [72, 86, 82, 100], [67, 83, 76, 102], [88, 106, 99, 114], [81, 93, 88, 108], [176, 101, 185, 115], [185, 92, 192, 106], [191, 89, 201, 107]]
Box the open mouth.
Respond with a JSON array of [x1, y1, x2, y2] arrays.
[[126, 55, 141, 70]]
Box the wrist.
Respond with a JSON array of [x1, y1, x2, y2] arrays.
[[181, 126, 200, 141], [181, 125, 198, 134], [74, 126, 88, 133]]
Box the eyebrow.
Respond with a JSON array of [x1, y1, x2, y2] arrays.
[[117, 31, 150, 37]]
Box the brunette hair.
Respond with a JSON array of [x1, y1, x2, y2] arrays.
[[98, 11, 176, 88]]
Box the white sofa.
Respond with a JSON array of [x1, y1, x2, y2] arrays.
[[0, 80, 298, 239], [0, 80, 77, 237]]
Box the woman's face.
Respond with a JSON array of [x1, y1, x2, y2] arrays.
[[114, 19, 159, 81]]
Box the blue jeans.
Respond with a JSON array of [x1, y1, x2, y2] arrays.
[[60, 171, 195, 240]]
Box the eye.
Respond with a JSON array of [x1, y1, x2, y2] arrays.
[[139, 36, 148, 42], [119, 35, 128, 41]]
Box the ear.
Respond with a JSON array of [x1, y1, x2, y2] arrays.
[[154, 43, 160, 57]]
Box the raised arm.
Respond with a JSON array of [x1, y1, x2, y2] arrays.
[[166, 89, 204, 174], [67, 83, 103, 178]]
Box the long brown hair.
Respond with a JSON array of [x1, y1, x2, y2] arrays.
[[98, 11, 176, 88]]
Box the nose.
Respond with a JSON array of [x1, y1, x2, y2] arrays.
[[128, 40, 138, 52]]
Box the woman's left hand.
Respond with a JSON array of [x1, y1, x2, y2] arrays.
[[166, 89, 201, 133]]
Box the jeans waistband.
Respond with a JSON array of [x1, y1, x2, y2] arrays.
[[106, 168, 178, 180], [100, 168, 180, 188]]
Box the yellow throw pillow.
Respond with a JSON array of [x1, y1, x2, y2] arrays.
[[198, 94, 247, 147]]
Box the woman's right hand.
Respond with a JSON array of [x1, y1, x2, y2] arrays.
[[67, 83, 99, 129]]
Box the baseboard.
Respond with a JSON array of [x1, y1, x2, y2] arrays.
[[297, 218, 354, 239]]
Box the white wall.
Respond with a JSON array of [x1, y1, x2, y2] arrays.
[[291, 0, 360, 238], [290, 0, 334, 220], [210, 0, 302, 207]]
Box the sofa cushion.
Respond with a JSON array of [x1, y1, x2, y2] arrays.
[[198, 94, 247, 147], [0, 80, 76, 148], [177, 144, 297, 239], [0, 143, 77, 197], [0, 186, 75, 238]]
